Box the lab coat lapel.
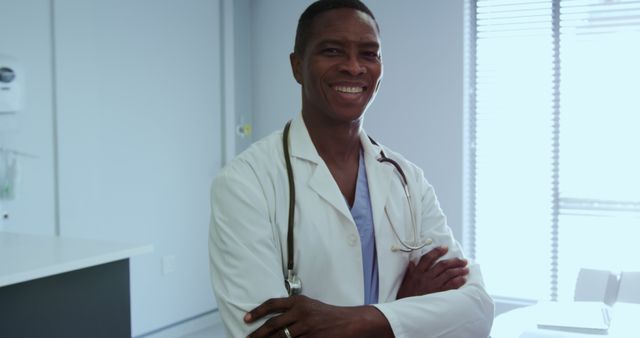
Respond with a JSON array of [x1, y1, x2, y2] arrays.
[[360, 132, 394, 237], [288, 115, 353, 223], [361, 132, 404, 302], [307, 164, 353, 223]]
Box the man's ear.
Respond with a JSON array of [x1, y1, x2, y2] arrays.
[[290, 52, 302, 85]]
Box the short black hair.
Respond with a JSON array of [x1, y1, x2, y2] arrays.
[[294, 0, 378, 56]]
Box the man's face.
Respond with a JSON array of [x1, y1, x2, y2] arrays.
[[291, 8, 383, 125]]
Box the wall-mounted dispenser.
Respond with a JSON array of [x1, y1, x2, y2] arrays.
[[0, 55, 24, 114]]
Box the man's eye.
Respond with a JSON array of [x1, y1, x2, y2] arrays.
[[362, 51, 380, 60], [322, 48, 341, 55]]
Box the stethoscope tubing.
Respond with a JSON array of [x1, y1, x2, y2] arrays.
[[283, 122, 295, 273], [282, 120, 429, 294]]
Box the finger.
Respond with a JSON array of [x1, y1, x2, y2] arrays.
[[406, 261, 416, 273], [266, 326, 291, 338], [265, 326, 287, 338], [434, 267, 469, 287], [440, 275, 467, 291], [416, 246, 448, 272], [428, 257, 468, 278], [284, 321, 307, 338], [245, 297, 292, 323], [249, 312, 295, 338]]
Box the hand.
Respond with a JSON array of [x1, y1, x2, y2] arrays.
[[396, 246, 469, 299], [244, 295, 393, 338]]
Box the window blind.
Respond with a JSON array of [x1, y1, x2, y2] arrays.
[[556, 0, 640, 301], [468, 0, 640, 301]]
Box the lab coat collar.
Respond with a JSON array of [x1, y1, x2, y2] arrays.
[[359, 130, 395, 245], [288, 114, 352, 222], [288, 113, 323, 164], [287, 114, 395, 228], [287, 113, 388, 166]]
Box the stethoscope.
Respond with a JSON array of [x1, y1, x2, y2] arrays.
[[282, 121, 431, 296]]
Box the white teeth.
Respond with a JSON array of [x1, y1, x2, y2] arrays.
[[334, 86, 364, 94]]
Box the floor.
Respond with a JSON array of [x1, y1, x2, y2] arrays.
[[181, 324, 226, 338]]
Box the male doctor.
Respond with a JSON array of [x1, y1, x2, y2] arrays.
[[209, 1, 494, 337]]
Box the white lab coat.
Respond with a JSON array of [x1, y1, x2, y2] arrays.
[[209, 114, 494, 338]]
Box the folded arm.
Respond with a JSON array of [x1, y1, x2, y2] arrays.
[[373, 173, 494, 338], [210, 162, 493, 338]]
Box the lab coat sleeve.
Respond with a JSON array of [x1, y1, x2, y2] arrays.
[[208, 161, 289, 338], [373, 172, 495, 338]]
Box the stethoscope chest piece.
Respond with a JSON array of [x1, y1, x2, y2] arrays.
[[285, 269, 302, 296]]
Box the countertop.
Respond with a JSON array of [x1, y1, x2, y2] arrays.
[[0, 231, 153, 287]]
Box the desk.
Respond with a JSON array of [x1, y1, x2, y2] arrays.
[[491, 302, 640, 338], [0, 232, 152, 338]]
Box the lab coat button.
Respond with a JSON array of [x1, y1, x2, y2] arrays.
[[348, 234, 358, 246]]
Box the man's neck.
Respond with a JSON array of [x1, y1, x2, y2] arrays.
[[302, 112, 362, 167], [301, 110, 363, 206]]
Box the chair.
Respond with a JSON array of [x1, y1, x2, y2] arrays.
[[573, 268, 619, 306], [617, 271, 640, 304]]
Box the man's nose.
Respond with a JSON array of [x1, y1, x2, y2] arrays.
[[339, 53, 366, 76]]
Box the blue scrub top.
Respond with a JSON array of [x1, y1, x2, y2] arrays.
[[349, 151, 379, 305]]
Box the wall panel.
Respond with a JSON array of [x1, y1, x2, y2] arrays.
[[53, 0, 222, 334]]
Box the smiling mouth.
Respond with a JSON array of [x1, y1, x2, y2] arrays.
[[333, 85, 365, 94]]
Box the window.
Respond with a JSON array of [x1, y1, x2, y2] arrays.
[[466, 0, 640, 301]]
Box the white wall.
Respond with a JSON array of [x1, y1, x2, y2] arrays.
[[249, 0, 466, 241], [1, 0, 223, 335], [0, 0, 56, 235], [233, 0, 254, 154]]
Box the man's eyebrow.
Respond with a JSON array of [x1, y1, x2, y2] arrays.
[[316, 39, 380, 49], [317, 39, 346, 47], [359, 41, 380, 49]]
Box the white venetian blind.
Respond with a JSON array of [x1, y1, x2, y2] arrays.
[[556, 0, 640, 301], [469, 0, 640, 301], [472, 0, 555, 300]]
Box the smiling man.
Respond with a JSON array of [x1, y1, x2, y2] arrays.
[[209, 1, 494, 337]]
